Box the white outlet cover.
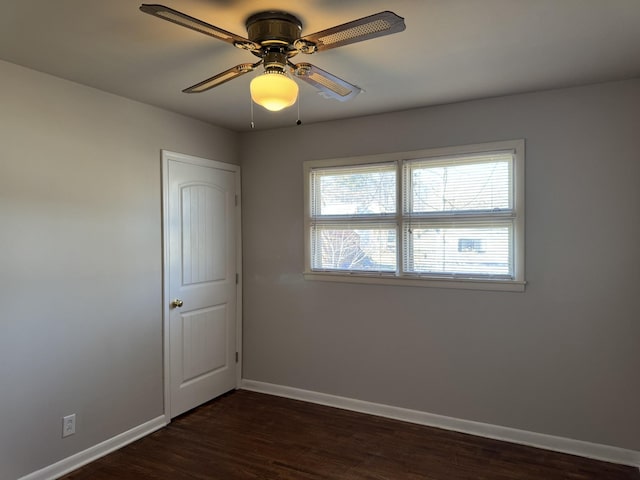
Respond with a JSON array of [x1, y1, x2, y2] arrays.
[[62, 414, 76, 438]]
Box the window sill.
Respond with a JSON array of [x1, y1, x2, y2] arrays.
[[303, 272, 526, 292]]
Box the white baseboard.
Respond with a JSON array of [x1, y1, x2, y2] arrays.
[[241, 379, 640, 469], [19, 415, 167, 480]]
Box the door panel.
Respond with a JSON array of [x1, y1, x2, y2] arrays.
[[164, 152, 239, 419], [181, 184, 227, 284], [180, 305, 228, 383]]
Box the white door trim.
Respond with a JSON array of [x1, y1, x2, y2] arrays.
[[161, 150, 242, 423]]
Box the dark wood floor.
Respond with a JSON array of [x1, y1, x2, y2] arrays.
[[61, 390, 639, 480]]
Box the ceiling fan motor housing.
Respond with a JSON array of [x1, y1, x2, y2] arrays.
[[246, 11, 302, 52]]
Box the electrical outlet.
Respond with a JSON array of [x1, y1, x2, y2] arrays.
[[62, 414, 76, 438]]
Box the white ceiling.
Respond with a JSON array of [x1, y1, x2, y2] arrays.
[[1, 0, 639, 132]]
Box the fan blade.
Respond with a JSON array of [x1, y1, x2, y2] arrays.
[[183, 62, 261, 93], [140, 4, 259, 51], [290, 63, 361, 101], [299, 11, 405, 52]]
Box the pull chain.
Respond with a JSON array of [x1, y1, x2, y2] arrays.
[[250, 96, 255, 129]]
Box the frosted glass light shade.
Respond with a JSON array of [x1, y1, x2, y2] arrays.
[[250, 71, 299, 111]]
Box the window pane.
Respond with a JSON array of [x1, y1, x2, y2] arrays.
[[405, 224, 512, 277], [406, 154, 512, 214], [311, 163, 396, 216], [312, 226, 396, 272]]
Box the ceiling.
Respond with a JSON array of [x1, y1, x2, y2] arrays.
[[1, 1, 639, 132]]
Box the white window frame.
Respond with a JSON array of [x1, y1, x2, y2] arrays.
[[303, 140, 525, 292]]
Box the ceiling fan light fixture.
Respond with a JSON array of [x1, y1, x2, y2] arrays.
[[250, 70, 299, 112]]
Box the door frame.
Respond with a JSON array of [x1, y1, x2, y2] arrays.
[[161, 150, 242, 423]]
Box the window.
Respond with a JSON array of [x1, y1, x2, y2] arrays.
[[304, 140, 525, 291]]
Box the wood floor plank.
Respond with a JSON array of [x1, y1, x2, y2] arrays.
[[60, 390, 639, 480]]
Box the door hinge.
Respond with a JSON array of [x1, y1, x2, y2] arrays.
[[235, 352, 239, 363], [235, 273, 239, 284], [235, 194, 238, 206]]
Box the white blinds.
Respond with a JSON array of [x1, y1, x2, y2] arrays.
[[404, 152, 513, 215], [311, 224, 397, 272], [403, 223, 513, 277], [310, 162, 396, 217], [402, 151, 515, 278], [308, 148, 518, 279], [309, 163, 397, 272]]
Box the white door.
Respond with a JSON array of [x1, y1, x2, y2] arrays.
[[163, 151, 240, 419]]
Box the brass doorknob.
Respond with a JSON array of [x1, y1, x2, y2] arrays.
[[171, 299, 184, 308]]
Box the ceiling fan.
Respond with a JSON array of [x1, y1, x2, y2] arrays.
[[139, 4, 406, 111]]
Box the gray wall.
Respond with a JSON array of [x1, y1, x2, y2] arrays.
[[0, 60, 239, 480], [240, 79, 640, 451]]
